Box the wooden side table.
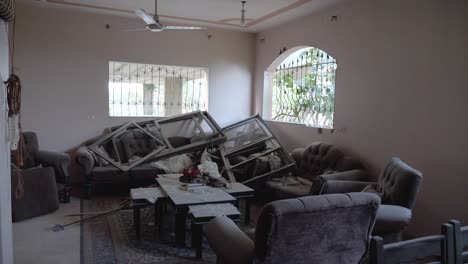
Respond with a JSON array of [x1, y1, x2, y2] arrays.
[[189, 203, 241, 259]]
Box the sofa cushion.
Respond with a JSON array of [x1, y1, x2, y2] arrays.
[[90, 167, 129, 184], [266, 176, 312, 199]]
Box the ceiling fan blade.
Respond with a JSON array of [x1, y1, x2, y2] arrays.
[[163, 26, 206, 31], [135, 8, 156, 25], [123, 28, 148, 32]]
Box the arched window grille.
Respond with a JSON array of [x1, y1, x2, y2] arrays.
[[108, 61, 208, 117], [266, 47, 337, 128]]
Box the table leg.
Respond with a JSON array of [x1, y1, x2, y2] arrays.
[[175, 207, 187, 246], [154, 202, 159, 236], [133, 206, 141, 239], [193, 223, 203, 259]]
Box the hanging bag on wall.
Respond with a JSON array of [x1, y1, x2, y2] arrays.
[[0, 0, 15, 22], [4, 14, 25, 198]]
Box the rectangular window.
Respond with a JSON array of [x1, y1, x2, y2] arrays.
[[109, 61, 208, 117]]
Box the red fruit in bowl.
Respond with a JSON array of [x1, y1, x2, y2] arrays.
[[183, 168, 190, 177], [191, 168, 199, 177]]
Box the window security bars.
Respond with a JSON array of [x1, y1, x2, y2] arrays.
[[109, 61, 208, 117], [272, 48, 337, 128]]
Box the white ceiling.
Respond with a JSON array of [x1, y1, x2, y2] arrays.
[[24, 0, 347, 32]]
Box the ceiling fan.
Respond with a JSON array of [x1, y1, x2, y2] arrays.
[[130, 0, 206, 32], [240, 1, 247, 26]]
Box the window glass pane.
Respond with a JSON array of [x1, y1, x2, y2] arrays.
[[223, 119, 269, 151], [109, 61, 208, 117]]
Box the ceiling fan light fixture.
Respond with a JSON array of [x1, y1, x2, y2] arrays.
[[241, 1, 247, 26]]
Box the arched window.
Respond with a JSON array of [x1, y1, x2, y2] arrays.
[[263, 47, 337, 128]]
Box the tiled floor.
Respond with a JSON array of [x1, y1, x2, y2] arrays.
[[13, 197, 81, 264]]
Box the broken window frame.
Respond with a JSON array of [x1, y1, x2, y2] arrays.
[[87, 111, 226, 172], [219, 114, 296, 185]]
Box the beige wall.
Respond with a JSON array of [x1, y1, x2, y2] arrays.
[[254, 0, 468, 236], [14, 3, 255, 156]]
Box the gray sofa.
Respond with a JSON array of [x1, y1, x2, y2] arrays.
[[76, 129, 192, 197], [206, 192, 381, 264], [312, 157, 423, 243], [265, 142, 365, 200]]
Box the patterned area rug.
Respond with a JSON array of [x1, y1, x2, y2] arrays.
[[81, 196, 218, 264]]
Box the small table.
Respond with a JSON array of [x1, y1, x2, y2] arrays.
[[157, 174, 236, 246], [189, 203, 241, 259], [222, 183, 255, 224], [130, 187, 168, 239]]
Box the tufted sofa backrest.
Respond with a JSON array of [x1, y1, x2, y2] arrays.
[[295, 142, 362, 181], [254, 193, 381, 264], [119, 130, 155, 162], [377, 157, 422, 209]]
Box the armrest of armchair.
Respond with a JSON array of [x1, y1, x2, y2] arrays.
[[373, 205, 412, 235], [312, 179, 375, 195], [36, 150, 71, 183], [206, 216, 254, 264], [76, 146, 95, 175]]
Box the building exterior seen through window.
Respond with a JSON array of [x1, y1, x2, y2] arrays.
[[108, 61, 208, 117], [264, 47, 337, 128]]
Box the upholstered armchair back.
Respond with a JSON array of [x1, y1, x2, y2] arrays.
[[293, 142, 362, 181], [253, 193, 380, 264], [377, 157, 422, 209]]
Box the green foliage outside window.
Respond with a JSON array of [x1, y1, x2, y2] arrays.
[[271, 47, 337, 128]]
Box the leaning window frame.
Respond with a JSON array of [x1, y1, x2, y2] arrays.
[[88, 111, 225, 172]]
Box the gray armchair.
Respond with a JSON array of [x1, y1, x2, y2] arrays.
[[11, 165, 59, 222], [265, 142, 366, 200], [206, 192, 381, 264], [312, 157, 423, 243], [12, 132, 71, 203]]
